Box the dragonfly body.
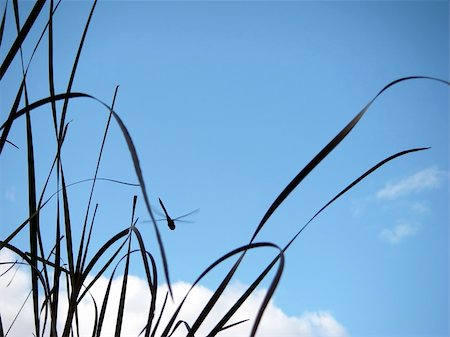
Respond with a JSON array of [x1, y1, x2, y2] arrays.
[[159, 198, 176, 230], [157, 198, 199, 230]]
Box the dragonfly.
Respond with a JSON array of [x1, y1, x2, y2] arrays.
[[154, 198, 199, 230]]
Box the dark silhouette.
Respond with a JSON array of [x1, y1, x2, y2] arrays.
[[158, 198, 199, 230]]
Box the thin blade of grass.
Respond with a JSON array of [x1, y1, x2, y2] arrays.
[[81, 203, 99, 272], [148, 291, 168, 337], [220, 319, 249, 333], [11, 1, 41, 334], [0, 0, 7, 49], [129, 226, 158, 337], [168, 321, 192, 337], [47, 0, 58, 135], [88, 291, 99, 337], [94, 248, 141, 336], [0, 0, 45, 80], [4, 140, 19, 149], [77, 85, 120, 274], [0, 77, 24, 155], [114, 238, 131, 337], [96, 265, 116, 337], [60, 169, 75, 280], [57, 0, 97, 145], [114, 196, 137, 337]]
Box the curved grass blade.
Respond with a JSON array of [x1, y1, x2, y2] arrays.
[[209, 147, 431, 335], [252, 76, 450, 243], [168, 321, 191, 337], [192, 77, 450, 332], [0, 0, 45, 81], [161, 242, 283, 337]]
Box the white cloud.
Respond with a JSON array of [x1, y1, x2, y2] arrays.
[[380, 220, 418, 244], [410, 202, 429, 214], [376, 166, 446, 200], [4, 186, 16, 203], [0, 250, 348, 337]]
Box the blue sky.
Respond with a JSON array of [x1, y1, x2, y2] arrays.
[[0, 1, 449, 336]]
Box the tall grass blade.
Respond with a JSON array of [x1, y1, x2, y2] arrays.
[[95, 249, 143, 336], [81, 203, 98, 272], [11, 1, 41, 335], [58, 0, 97, 145], [0, 78, 23, 154], [129, 226, 158, 337], [60, 169, 75, 281], [114, 196, 137, 337], [0, 0, 45, 80], [114, 237, 131, 337], [0, 0, 7, 49], [149, 291, 168, 337], [77, 85, 119, 274], [47, 0, 58, 135]]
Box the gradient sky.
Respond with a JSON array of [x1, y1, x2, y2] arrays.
[[0, 1, 449, 336]]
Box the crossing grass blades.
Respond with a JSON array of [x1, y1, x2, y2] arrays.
[[0, 1, 448, 336]]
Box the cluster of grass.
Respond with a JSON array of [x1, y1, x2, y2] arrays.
[[0, 1, 448, 337]]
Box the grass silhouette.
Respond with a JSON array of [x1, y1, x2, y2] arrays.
[[0, 1, 448, 337]]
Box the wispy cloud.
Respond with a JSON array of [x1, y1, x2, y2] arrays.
[[380, 220, 418, 244], [376, 166, 446, 200], [0, 250, 348, 337], [410, 202, 430, 214], [4, 186, 16, 203]]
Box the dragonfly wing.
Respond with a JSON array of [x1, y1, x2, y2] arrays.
[[173, 208, 199, 221]]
